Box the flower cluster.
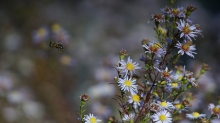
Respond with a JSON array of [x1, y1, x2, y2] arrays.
[[78, 4, 218, 123]]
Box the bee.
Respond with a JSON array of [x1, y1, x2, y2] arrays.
[[49, 41, 64, 51]]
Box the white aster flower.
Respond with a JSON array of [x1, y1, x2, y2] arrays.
[[155, 67, 173, 82], [186, 112, 206, 120], [176, 20, 199, 41], [122, 113, 135, 122], [208, 103, 220, 118], [83, 113, 102, 123], [118, 76, 138, 94], [170, 7, 185, 18], [117, 57, 141, 77], [175, 41, 197, 58], [157, 101, 175, 111], [142, 41, 166, 57], [127, 94, 141, 109], [150, 110, 172, 123], [166, 82, 181, 90]]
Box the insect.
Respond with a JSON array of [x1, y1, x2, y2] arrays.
[[49, 41, 64, 51]]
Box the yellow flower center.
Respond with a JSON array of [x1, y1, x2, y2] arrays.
[[192, 112, 200, 117], [132, 94, 140, 102], [159, 114, 166, 121], [181, 43, 190, 52], [213, 107, 220, 114], [178, 75, 183, 81], [175, 103, 182, 109], [182, 27, 190, 34], [126, 62, 135, 71], [37, 28, 46, 37], [161, 102, 168, 107], [90, 117, 97, 123], [124, 80, 132, 87], [172, 9, 179, 15], [171, 82, 178, 88]]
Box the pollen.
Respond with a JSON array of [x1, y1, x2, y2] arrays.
[[192, 112, 200, 117], [161, 101, 168, 107], [124, 80, 132, 87], [90, 117, 97, 123], [132, 94, 140, 102], [126, 62, 135, 71], [159, 114, 166, 121]]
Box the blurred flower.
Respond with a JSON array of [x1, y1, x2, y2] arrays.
[[2, 107, 19, 122], [59, 55, 76, 66], [80, 94, 90, 102], [169, 7, 185, 18], [150, 110, 172, 123], [92, 102, 111, 118], [186, 112, 206, 120], [51, 23, 70, 45], [83, 113, 102, 123], [7, 90, 26, 104], [0, 74, 14, 92], [88, 83, 115, 99], [22, 101, 45, 119], [32, 27, 49, 44]]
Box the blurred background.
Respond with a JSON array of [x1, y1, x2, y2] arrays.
[[0, 0, 220, 123]]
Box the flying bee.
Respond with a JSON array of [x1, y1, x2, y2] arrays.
[[49, 40, 64, 51]]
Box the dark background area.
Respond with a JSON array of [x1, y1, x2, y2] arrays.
[[0, 0, 220, 123]]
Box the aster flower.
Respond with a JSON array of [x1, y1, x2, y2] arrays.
[[142, 41, 166, 58], [155, 67, 173, 82], [127, 94, 141, 109], [166, 82, 181, 91], [175, 41, 197, 58], [118, 76, 138, 94], [208, 103, 220, 118], [117, 57, 141, 77], [32, 27, 49, 44], [83, 113, 102, 123], [169, 7, 185, 18], [149, 14, 165, 23], [122, 113, 135, 122], [176, 20, 199, 41], [186, 112, 206, 120], [150, 110, 172, 123], [157, 101, 175, 111], [184, 71, 198, 87]]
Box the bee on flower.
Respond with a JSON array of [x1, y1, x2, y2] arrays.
[[117, 56, 141, 77], [175, 41, 197, 58], [176, 19, 200, 41], [142, 41, 166, 58]]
